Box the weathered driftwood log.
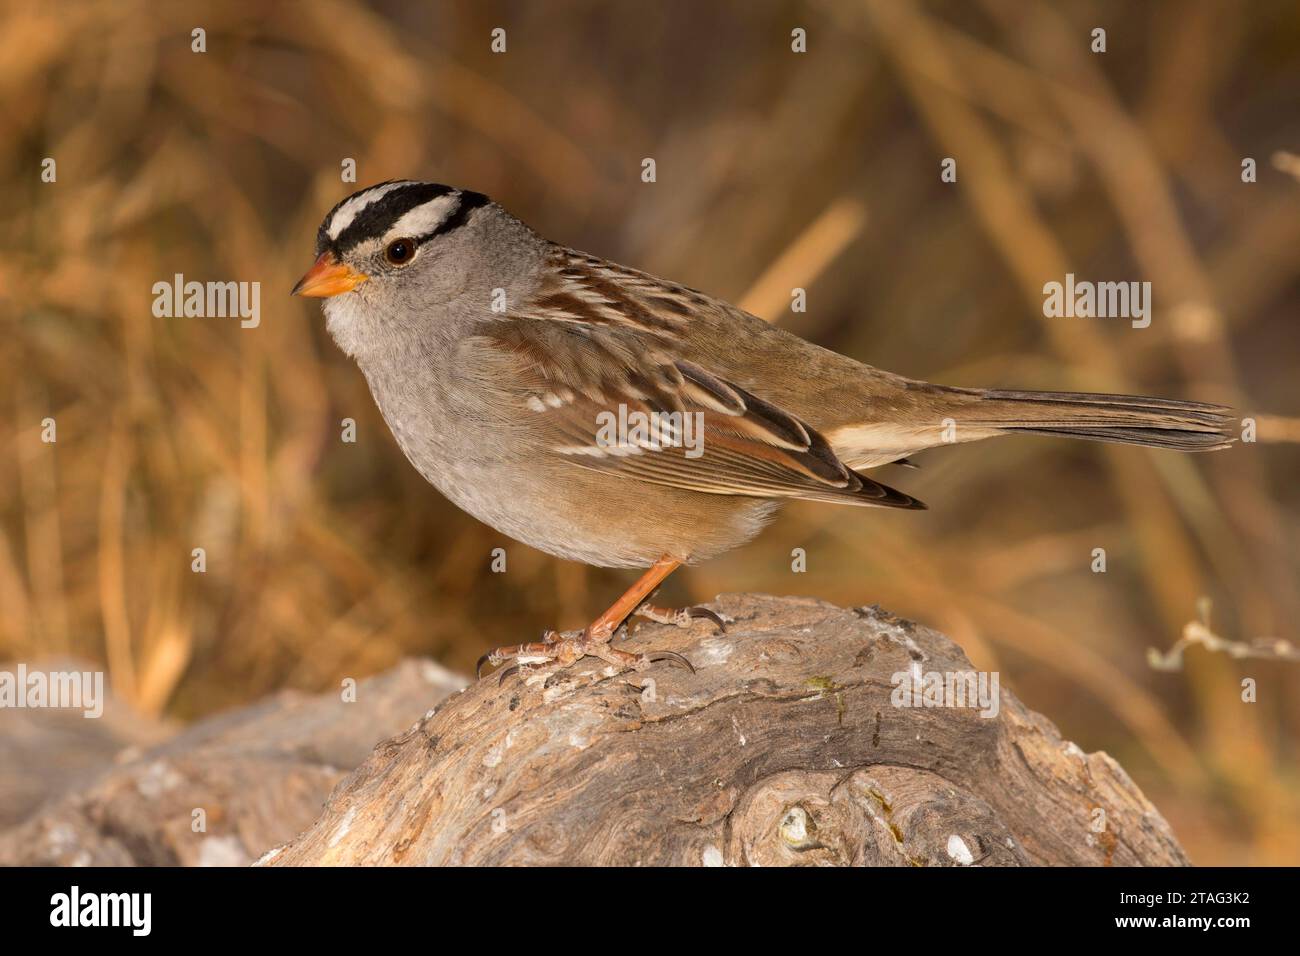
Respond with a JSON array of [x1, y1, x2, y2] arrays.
[[0, 660, 465, 865], [265, 594, 1188, 866]]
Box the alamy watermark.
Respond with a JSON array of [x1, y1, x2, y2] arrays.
[[152, 273, 260, 328], [0, 664, 103, 718], [891, 663, 1000, 718], [594, 404, 705, 458], [1043, 273, 1151, 329], [50, 886, 150, 936]]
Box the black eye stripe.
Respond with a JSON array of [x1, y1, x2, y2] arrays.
[[397, 191, 491, 250], [317, 180, 415, 254], [316, 184, 492, 257], [420, 190, 489, 241], [317, 182, 455, 255]]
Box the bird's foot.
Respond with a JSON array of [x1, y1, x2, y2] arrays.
[[632, 602, 729, 633], [476, 627, 694, 685]]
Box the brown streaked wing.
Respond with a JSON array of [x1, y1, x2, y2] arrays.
[[481, 312, 924, 510]]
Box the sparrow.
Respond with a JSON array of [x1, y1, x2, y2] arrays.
[[293, 180, 1232, 680]]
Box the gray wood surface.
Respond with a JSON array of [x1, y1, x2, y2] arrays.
[[263, 594, 1188, 866]]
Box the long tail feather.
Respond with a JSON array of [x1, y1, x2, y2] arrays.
[[966, 389, 1235, 452]]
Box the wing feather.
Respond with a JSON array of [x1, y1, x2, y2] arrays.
[[477, 254, 924, 510]]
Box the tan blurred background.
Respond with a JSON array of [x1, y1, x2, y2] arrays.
[[1, 0, 1298, 864]]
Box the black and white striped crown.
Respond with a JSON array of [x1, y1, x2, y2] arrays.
[[316, 181, 490, 255]]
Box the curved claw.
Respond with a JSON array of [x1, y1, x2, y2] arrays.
[[475, 653, 492, 679], [648, 651, 696, 674], [496, 664, 520, 686], [687, 606, 728, 634]]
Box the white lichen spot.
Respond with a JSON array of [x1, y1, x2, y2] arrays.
[[701, 845, 725, 867], [536, 704, 605, 757], [697, 637, 734, 666], [731, 715, 747, 746], [947, 834, 974, 865], [482, 740, 505, 767], [328, 806, 357, 848]]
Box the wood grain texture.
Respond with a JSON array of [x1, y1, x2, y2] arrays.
[[264, 594, 1188, 867]]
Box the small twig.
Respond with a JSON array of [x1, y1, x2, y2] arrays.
[[1148, 598, 1299, 671]]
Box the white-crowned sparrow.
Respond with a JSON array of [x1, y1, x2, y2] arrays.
[[293, 180, 1232, 679]]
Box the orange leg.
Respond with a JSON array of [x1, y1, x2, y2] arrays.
[[477, 556, 695, 681], [583, 555, 681, 642]]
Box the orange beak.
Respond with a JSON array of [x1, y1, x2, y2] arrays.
[[291, 251, 368, 298]]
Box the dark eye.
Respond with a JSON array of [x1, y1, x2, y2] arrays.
[[385, 238, 415, 265]]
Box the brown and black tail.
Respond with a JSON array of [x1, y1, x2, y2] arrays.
[[961, 388, 1234, 452]]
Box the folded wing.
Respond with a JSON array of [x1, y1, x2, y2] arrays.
[[479, 314, 924, 510]]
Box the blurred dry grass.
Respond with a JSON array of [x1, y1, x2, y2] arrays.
[[1, 0, 1298, 864]]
